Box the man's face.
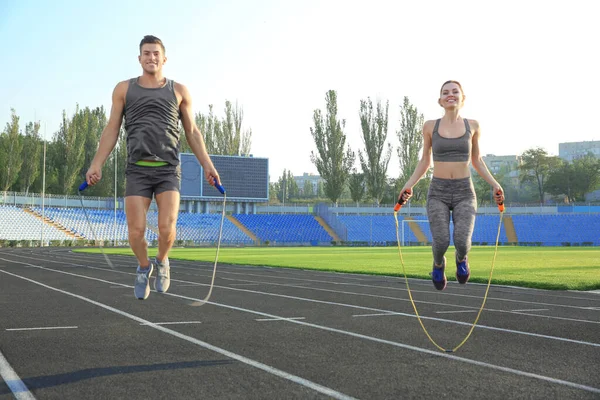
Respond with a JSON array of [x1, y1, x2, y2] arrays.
[[139, 43, 166, 74]]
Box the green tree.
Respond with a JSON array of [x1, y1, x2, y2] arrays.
[[277, 169, 299, 202], [547, 155, 600, 202], [19, 121, 42, 194], [233, 100, 252, 156], [348, 170, 366, 206], [358, 97, 392, 205], [518, 147, 561, 204], [54, 106, 88, 194], [310, 90, 355, 205], [0, 109, 24, 191], [302, 180, 314, 198], [396, 97, 429, 203], [269, 182, 280, 203]]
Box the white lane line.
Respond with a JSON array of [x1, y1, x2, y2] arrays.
[[0, 268, 357, 400], [229, 283, 260, 286], [0, 348, 36, 400], [436, 310, 478, 314], [511, 309, 549, 313], [11, 257, 600, 347], [6, 326, 78, 331], [37, 251, 600, 309], [3, 260, 600, 396], [4, 258, 600, 395], [140, 321, 202, 326], [352, 313, 396, 318], [39, 253, 600, 327], [255, 317, 305, 322]]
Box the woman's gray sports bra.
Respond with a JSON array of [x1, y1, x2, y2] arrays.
[[431, 118, 472, 162]]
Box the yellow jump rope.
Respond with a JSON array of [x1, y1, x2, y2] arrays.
[[393, 189, 505, 353]]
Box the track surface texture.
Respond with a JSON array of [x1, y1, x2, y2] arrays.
[[0, 248, 599, 399]]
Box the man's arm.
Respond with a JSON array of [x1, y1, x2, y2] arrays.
[[86, 81, 127, 185], [177, 82, 221, 185]]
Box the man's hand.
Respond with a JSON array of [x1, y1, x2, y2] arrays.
[[86, 164, 102, 186], [204, 165, 221, 188]]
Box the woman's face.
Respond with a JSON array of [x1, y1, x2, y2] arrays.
[[439, 82, 464, 109]]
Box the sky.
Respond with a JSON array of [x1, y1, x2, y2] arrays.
[[2, 0, 599, 182]]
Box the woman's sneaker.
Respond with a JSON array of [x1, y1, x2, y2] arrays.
[[430, 257, 447, 291], [456, 255, 470, 284], [134, 263, 154, 300]]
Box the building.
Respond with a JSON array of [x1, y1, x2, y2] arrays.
[[481, 154, 521, 174], [559, 140, 600, 162], [293, 173, 323, 192]]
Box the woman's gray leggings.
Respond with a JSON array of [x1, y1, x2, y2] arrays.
[[426, 177, 477, 266]]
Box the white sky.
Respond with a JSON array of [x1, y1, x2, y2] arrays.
[[2, 0, 598, 181]]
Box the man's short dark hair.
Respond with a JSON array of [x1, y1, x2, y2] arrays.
[[139, 35, 165, 54]]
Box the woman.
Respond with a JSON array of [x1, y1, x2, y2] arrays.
[[397, 80, 504, 290]]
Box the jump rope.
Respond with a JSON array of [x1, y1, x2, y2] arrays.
[[78, 174, 503, 352], [77, 177, 226, 307], [394, 189, 505, 353]]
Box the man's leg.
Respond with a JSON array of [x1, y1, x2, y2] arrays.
[[125, 195, 153, 267], [155, 190, 180, 262], [153, 166, 181, 293], [125, 164, 155, 300]]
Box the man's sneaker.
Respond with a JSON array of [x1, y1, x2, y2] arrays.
[[154, 257, 170, 293], [430, 257, 447, 291], [456, 255, 470, 284], [134, 263, 153, 300]]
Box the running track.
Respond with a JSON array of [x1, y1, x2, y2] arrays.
[[0, 248, 599, 399]]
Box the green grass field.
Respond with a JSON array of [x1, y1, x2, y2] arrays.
[[74, 246, 600, 291]]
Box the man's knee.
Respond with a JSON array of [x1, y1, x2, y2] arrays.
[[128, 225, 147, 241], [158, 219, 177, 238]]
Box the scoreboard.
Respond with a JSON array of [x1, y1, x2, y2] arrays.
[[179, 153, 269, 201]]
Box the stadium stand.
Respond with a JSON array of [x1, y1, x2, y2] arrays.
[[1, 205, 598, 247], [233, 214, 333, 244], [146, 211, 254, 245], [0, 205, 72, 241]]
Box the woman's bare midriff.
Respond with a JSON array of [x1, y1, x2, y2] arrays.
[[432, 161, 471, 179]]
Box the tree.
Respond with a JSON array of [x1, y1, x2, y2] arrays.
[[302, 180, 314, 198], [547, 155, 600, 202], [269, 182, 280, 202], [472, 172, 493, 206], [396, 97, 429, 203], [572, 155, 600, 200], [310, 90, 355, 205], [214, 100, 253, 156], [277, 169, 299, 202], [233, 100, 252, 156], [358, 97, 392, 205], [348, 170, 366, 206], [518, 147, 561, 204], [189, 101, 252, 156], [19, 121, 42, 194], [0, 109, 24, 191], [53, 106, 89, 194]]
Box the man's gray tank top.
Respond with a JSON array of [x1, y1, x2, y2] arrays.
[[123, 77, 181, 166], [431, 118, 472, 162]]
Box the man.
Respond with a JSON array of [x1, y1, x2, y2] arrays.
[[85, 35, 221, 300]]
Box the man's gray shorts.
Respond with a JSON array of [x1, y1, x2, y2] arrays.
[[125, 164, 181, 198]]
